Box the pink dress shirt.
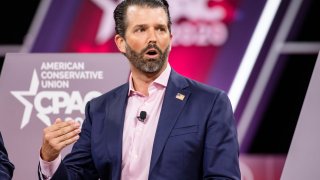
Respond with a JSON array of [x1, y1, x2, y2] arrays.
[[121, 65, 171, 180], [39, 65, 171, 180]]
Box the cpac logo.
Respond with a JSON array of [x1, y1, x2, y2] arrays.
[[11, 70, 101, 129], [170, 0, 226, 22], [91, 0, 230, 46]]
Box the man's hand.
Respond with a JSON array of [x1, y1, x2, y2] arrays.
[[40, 118, 81, 162]]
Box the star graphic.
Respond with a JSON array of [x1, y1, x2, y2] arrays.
[[11, 70, 40, 129]]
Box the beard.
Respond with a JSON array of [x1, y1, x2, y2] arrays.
[[124, 42, 170, 74]]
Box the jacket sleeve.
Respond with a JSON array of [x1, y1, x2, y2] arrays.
[[50, 101, 99, 180], [203, 91, 241, 180], [0, 132, 15, 180]]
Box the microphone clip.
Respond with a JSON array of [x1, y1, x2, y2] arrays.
[[137, 111, 147, 122]]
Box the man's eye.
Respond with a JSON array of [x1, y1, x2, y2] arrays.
[[136, 28, 145, 32], [157, 28, 166, 32]]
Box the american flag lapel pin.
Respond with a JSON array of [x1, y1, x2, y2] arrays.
[[175, 93, 185, 101]]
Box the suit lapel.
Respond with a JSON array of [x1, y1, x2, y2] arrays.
[[105, 84, 128, 178], [149, 71, 190, 172]]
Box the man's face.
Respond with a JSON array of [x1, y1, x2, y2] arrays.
[[116, 5, 172, 74], [125, 41, 170, 74]]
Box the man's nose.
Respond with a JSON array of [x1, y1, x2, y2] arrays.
[[147, 29, 157, 44]]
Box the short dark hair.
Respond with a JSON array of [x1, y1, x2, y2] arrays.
[[113, 0, 172, 38]]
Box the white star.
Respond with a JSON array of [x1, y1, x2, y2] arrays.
[[11, 70, 39, 129], [91, 0, 117, 44]]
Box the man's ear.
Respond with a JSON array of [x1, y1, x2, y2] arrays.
[[169, 34, 173, 51], [114, 34, 126, 53]]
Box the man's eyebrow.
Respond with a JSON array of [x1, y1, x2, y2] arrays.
[[133, 24, 148, 29], [155, 24, 167, 28], [132, 24, 167, 29]]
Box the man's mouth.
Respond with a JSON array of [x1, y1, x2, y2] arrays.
[[145, 49, 159, 58]]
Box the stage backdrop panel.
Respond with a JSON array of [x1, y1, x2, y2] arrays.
[[0, 53, 129, 180], [281, 51, 320, 180]]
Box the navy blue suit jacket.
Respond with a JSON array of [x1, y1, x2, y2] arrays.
[[0, 132, 14, 179], [48, 70, 240, 180]]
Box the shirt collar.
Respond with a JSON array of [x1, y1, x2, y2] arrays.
[[128, 64, 171, 96]]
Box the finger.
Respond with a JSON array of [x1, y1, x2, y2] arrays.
[[50, 123, 80, 141], [46, 119, 78, 133], [43, 122, 80, 143], [54, 118, 63, 124], [56, 127, 81, 143], [43, 127, 80, 153], [58, 121, 81, 136], [57, 134, 80, 149]]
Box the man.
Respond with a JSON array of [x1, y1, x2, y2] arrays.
[[39, 0, 240, 179], [0, 132, 15, 179]]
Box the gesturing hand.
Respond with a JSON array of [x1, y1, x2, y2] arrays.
[[40, 118, 81, 162]]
